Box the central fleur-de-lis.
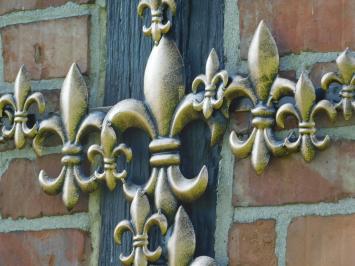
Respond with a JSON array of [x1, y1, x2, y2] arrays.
[[114, 190, 168, 266], [33, 63, 105, 209], [276, 73, 336, 161], [0, 66, 45, 149], [227, 21, 296, 174], [192, 49, 228, 119], [138, 0, 176, 45], [321, 48, 355, 120], [87, 120, 132, 191]]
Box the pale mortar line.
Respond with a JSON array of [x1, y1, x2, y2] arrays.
[[88, 189, 102, 266], [224, 0, 240, 75], [214, 127, 235, 266], [275, 217, 291, 266], [233, 198, 355, 223], [0, 213, 90, 232], [0, 2, 94, 28], [0, 79, 64, 93]]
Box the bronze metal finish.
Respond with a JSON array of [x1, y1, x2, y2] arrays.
[[1, 0, 354, 264]]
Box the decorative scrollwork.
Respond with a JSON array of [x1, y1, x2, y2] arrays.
[[2, 0, 354, 264], [138, 0, 176, 45], [276, 73, 336, 161], [88, 120, 132, 191], [227, 21, 296, 174], [321, 48, 355, 120], [0, 66, 45, 149], [33, 64, 105, 209], [192, 49, 228, 119], [114, 190, 168, 265]]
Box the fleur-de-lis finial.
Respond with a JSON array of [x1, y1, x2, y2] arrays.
[[87, 120, 132, 191], [321, 48, 355, 120], [276, 73, 336, 161], [192, 49, 229, 119], [33, 63, 105, 209], [138, 0, 176, 45], [228, 21, 296, 174], [0, 66, 45, 149], [114, 190, 168, 265]]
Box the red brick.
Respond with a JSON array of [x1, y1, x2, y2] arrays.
[[0, 154, 88, 219], [233, 141, 355, 206], [0, 229, 90, 266], [2, 16, 89, 82], [287, 215, 355, 266], [238, 0, 355, 58], [0, 0, 92, 15], [228, 220, 277, 266]]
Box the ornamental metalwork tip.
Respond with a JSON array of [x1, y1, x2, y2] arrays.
[[0, 65, 45, 149], [1, 1, 354, 265], [33, 63, 105, 210], [321, 48, 355, 120], [138, 0, 176, 45]]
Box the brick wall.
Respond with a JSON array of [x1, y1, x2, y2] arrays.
[[219, 0, 355, 266], [0, 1, 106, 265]]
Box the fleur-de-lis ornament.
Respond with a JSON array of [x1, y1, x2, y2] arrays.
[[321, 48, 355, 120], [33, 63, 105, 209], [138, 0, 176, 45], [192, 49, 228, 119], [114, 190, 168, 266], [0, 66, 45, 149], [227, 21, 296, 174], [87, 120, 132, 191], [276, 73, 336, 161]]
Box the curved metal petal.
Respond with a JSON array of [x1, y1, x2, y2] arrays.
[[223, 76, 256, 118], [248, 21, 279, 101], [106, 99, 156, 139], [275, 103, 300, 128], [73, 165, 98, 193], [264, 128, 287, 157], [87, 144, 104, 163], [22, 119, 37, 138], [311, 134, 331, 151], [0, 94, 16, 116], [123, 167, 159, 202], [75, 111, 105, 144], [112, 143, 133, 164], [170, 92, 204, 137], [39, 167, 66, 195], [251, 129, 269, 174], [168, 206, 196, 266], [269, 76, 296, 103], [321, 72, 342, 90], [14, 65, 31, 111], [191, 75, 207, 93], [23, 92, 46, 113], [285, 133, 302, 152], [114, 220, 134, 265], [162, 0, 177, 14], [137, 0, 151, 16], [310, 100, 337, 123], [211, 70, 229, 88], [229, 128, 257, 158], [167, 165, 208, 202], [60, 63, 88, 143], [33, 115, 65, 156]]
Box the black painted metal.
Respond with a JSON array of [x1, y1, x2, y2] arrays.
[[100, 0, 224, 264]]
